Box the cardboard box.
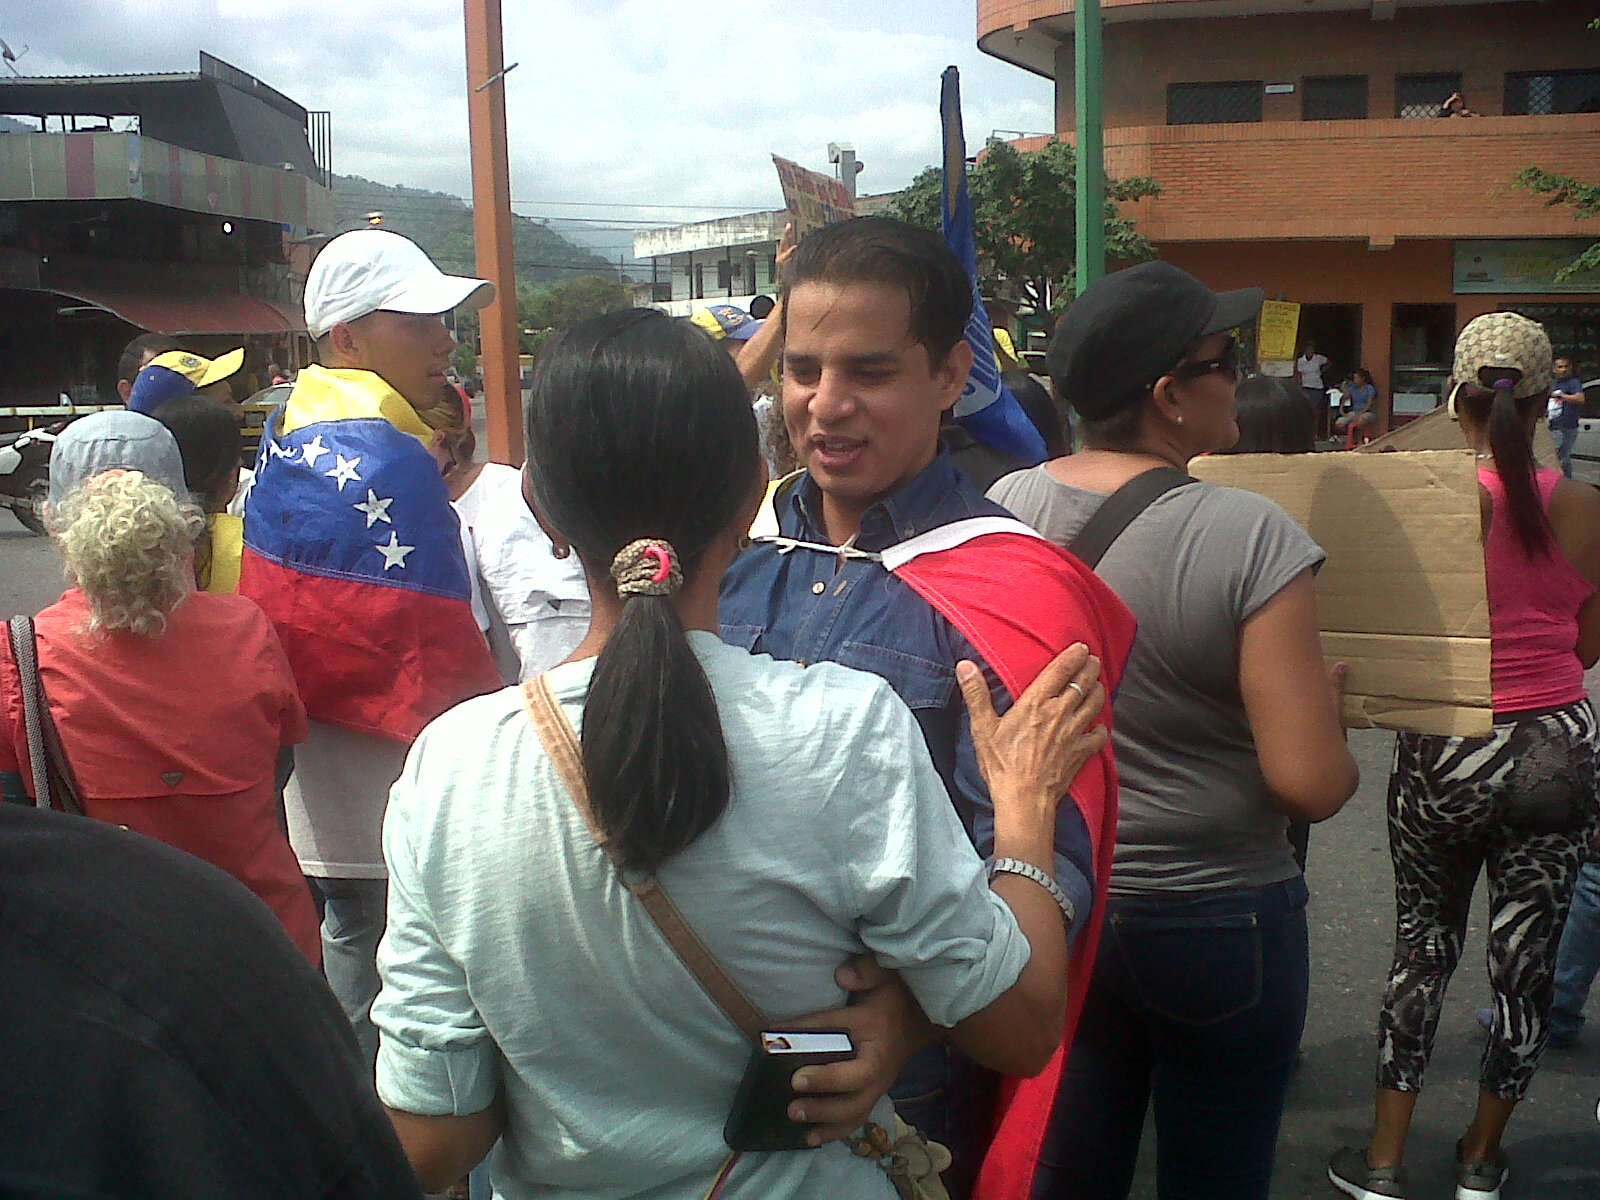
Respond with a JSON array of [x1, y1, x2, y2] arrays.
[[1190, 449, 1491, 737], [1359, 404, 1559, 468]]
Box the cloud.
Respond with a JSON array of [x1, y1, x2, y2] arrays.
[[3, 0, 1051, 252]]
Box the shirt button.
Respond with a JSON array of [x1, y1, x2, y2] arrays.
[[812, 581, 825, 595]]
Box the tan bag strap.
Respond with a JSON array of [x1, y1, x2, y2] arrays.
[[521, 675, 767, 1044]]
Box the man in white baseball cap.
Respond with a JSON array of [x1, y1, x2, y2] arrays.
[[302, 228, 494, 412], [240, 228, 501, 1067]]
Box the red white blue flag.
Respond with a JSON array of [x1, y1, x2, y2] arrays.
[[239, 365, 500, 743]]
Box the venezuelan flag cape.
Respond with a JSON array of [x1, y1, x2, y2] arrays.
[[239, 365, 499, 743], [882, 516, 1134, 1200]]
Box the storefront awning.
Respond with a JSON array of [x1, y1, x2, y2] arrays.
[[50, 287, 306, 335]]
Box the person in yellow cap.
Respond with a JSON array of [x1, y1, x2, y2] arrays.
[[126, 348, 246, 417]]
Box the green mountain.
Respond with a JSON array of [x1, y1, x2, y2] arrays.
[[330, 174, 617, 287]]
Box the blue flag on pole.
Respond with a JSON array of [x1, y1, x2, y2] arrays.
[[941, 66, 1046, 464]]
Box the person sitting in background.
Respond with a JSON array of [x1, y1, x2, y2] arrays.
[[1335, 369, 1379, 443], [0, 411, 317, 963], [127, 347, 248, 421], [153, 393, 247, 594], [418, 384, 590, 682]]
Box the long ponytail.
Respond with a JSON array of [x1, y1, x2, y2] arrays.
[[524, 309, 762, 874], [1483, 377, 1551, 557]]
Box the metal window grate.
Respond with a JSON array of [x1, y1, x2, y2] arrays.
[[1303, 75, 1369, 120], [1505, 70, 1600, 115], [1167, 81, 1264, 125], [1395, 73, 1461, 118]]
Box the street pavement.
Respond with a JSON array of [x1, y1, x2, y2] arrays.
[[0, 526, 1594, 1198]]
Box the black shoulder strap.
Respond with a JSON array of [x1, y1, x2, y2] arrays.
[[1068, 466, 1195, 569]]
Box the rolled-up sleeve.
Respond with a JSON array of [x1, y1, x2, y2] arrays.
[[372, 747, 497, 1117], [831, 681, 1032, 1029]]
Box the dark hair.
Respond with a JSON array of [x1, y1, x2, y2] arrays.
[[748, 294, 776, 320], [1224, 376, 1315, 455], [1456, 369, 1551, 556], [117, 333, 181, 385], [1352, 368, 1373, 385], [782, 216, 971, 365], [152, 394, 242, 501], [1002, 370, 1068, 458], [524, 308, 763, 874]]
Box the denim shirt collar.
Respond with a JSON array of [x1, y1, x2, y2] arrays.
[[788, 449, 979, 554]]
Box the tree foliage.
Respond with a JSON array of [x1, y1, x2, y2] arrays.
[[889, 138, 1160, 313], [1515, 166, 1600, 281], [515, 274, 633, 355]]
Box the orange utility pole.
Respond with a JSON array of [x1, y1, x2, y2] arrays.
[[463, 0, 523, 464]]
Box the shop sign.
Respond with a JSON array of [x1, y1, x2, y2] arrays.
[[1257, 299, 1301, 362], [1453, 240, 1600, 295]]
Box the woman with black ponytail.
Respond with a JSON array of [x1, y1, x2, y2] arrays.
[[373, 308, 1111, 1199], [1331, 313, 1600, 1200]]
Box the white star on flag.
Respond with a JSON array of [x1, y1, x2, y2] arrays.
[[267, 438, 298, 461], [375, 531, 415, 571], [353, 489, 394, 528], [301, 434, 329, 468], [325, 454, 363, 490]]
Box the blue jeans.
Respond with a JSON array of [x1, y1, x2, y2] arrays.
[[1556, 426, 1580, 479], [891, 1043, 996, 1200], [1553, 860, 1600, 1042], [1033, 876, 1310, 1200], [310, 876, 388, 1070]]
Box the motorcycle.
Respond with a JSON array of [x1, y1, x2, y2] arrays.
[[0, 424, 60, 536]]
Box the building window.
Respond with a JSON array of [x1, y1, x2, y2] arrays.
[[1395, 73, 1462, 118], [1303, 75, 1368, 120], [716, 259, 731, 291], [1501, 303, 1600, 379], [1167, 81, 1263, 125], [1505, 70, 1600, 115], [693, 263, 704, 299]]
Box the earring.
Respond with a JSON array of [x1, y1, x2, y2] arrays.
[[736, 535, 753, 552], [552, 544, 570, 560], [1175, 415, 1185, 426]]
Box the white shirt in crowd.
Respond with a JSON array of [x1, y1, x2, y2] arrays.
[[452, 463, 590, 681], [1296, 353, 1329, 390]]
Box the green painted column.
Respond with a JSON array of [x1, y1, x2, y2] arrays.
[[1074, 0, 1106, 296]]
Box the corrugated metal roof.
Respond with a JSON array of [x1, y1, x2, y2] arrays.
[[0, 72, 201, 87]]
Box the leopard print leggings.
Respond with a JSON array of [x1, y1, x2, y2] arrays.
[[1376, 700, 1599, 1101]]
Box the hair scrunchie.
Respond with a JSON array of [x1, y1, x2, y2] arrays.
[[610, 538, 683, 598]]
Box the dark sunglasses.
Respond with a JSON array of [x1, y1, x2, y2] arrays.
[[1168, 337, 1243, 384]]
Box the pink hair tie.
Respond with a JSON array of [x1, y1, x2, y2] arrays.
[[644, 543, 672, 584], [611, 538, 682, 597]]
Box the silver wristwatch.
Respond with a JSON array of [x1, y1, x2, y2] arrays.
[[990, 857, 1076, 926]]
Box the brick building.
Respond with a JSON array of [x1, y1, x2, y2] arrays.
[[978, 0, 1600, 425], [0, 52, 333, 411]]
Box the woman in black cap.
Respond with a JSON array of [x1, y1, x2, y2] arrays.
[[989, 261, 1359, 1200]]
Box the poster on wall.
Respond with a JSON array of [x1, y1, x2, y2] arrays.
[[772, 155, 857, 238], [1453, 240, 1600, 294], [1257, 299, 1301, 368]]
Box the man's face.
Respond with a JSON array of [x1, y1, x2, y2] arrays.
[[116, 347, 164, 404], [1555, 358, 1573, 379], [338, 310, 455, 410], [782, 280, 970, 521]]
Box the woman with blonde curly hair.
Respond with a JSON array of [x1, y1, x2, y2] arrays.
[[0, 411, 317, 962]]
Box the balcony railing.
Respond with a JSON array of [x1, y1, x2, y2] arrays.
[[0, 131, 334, 232]]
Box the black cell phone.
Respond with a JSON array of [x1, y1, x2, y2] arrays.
[[723, 1028, 857, 1152]]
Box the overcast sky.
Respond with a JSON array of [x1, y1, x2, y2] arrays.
[[5, 0, 1055, 259]]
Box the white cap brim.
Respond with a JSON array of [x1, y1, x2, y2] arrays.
[[381, 274, 495, 318]]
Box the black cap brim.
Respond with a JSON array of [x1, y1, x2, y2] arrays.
[[1203, 286, 1265, 336]]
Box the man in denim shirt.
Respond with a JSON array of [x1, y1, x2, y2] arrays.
[[720, 216, 1095, 1195]]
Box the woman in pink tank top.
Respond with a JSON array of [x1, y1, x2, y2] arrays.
[[1332, 314, 1600, 1200]]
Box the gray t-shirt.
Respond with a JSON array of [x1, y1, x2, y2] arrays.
[[989, 467, 1325, 894]]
